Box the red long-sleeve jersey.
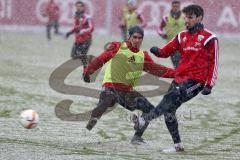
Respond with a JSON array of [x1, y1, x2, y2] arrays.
[[155, 28, 219, 87], [84, 42, 175, 92], [69, 13, 94, 44], [44, 0, 60, 23]]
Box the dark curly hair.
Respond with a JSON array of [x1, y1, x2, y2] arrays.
[[182, 4, 204, 17]]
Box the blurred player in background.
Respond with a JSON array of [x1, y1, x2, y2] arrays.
[[119, 1, 128, 41], [65, 1, 94, 69], [83, 26, 175, 144], [119, 0, 146, 41], [133, 4, 219, 152], [157, 1, 185, 68], [43, 0, 60, 40]]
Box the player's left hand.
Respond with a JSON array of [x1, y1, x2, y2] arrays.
[[201, 85, 212, 95]]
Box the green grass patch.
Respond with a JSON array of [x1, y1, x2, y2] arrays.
[[0, 110, 11, 117]]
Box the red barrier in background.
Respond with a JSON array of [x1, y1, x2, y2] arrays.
[[0, 0, 239, 35]]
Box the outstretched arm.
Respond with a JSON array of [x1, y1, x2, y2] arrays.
[[65, 17, 79, 38], [150, 36, 180, 58], [137, 12, 147, 28], [206, 38, 219, 87], [143, 52, 175, 78], [83, 42, 121, 76], [157, 16, 168, 39]]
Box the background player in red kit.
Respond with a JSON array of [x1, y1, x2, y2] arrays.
[[66, 1, 94, 69], [43, 0, 60, 40], [133, 4, 219, 152]]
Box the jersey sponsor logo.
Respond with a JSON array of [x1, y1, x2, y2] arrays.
[[194, 42, 202, 47], [183, 46, 200, 52]]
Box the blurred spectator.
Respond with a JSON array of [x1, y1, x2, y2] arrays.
[[157, 1, 185, 68], [65, 1, 94, 70], [43, 0, 60, 40], [119, 0, 146, 41]]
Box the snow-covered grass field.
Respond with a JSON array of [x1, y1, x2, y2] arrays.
[[0, 32, 239, 160]]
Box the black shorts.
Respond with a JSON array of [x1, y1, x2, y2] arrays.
[[156, 80, 204, 115], [97, 87, 154, 113], [144, 80, 204, 121], [71, 40, 92, 58]]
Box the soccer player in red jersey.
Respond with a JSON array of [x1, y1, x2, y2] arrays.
[[43, 0, 60, 40], [65, 1, 94, 69], [133, 4, 219, 152]]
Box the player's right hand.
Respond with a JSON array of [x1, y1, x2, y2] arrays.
[[83, 74, 91, 83], [150, 46, 160, 57]]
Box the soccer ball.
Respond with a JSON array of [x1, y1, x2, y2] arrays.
[[20, 109, 39, 129]]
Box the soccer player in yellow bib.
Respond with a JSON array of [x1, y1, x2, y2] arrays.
[[83, 26, 174, 144], [119, 0, 146, 41], [157, 1, 185, 68]]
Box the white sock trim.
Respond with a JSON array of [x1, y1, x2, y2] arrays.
[[139, 117, 145, 128]]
